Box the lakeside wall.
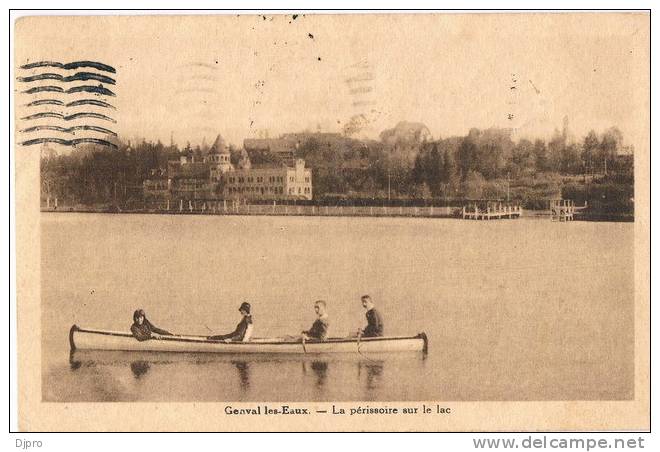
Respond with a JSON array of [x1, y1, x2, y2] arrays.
[[40, 200, 632, 221], [42, 202, 459, 218]]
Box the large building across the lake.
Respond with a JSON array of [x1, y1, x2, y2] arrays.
[[144, 134, 312, 201], [225, 159, 312, 199]]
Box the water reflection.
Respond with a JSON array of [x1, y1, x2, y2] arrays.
[[302, 360, 329, 387], [359, 360, 384, 390], [311, 361, 328, 387], [69, 351, 82, 370], [130, 361, 151, 379], [231, 360, 250, 391], [64, 350, 424, 401]]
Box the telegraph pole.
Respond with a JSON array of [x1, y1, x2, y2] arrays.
[[388, 172, 391, 202]]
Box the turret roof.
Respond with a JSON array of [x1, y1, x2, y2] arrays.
[[209, 134, 229, 154]]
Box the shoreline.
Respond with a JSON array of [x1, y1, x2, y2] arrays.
[[39, 206, 633, 222]]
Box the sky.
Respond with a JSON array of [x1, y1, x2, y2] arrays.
[[15, 13, 649, 151]]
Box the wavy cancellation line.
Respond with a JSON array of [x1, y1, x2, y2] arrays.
[[66, 99, 116, 109], [21, 137, 118, 149], [24, 99, 116, 109], [18, 61, 118, 151], [20, 61, 116, 73], [21, 112, 116, 123], [22, 85, 116, 96], [20, 125, 117, 136], [17, 72, 116, 85], [24, 99, 64, 107]]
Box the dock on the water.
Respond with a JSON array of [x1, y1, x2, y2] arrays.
[[462, 202, 522, 220], [550, 199, 578, 221]]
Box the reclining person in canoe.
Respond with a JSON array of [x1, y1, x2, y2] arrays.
[[130, 309, 173, 342], [301, 300, 329, 341], [207, 302, 253, 342], [359, 295, 384, 338]]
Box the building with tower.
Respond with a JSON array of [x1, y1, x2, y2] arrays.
[[143, 133, 313, 201], [207, 134, 234, 181]]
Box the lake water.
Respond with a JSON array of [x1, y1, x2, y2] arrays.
[[41, 213, 634, 402]]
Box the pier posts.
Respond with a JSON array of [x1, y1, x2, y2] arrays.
[[458, 202, 522, 220], [550, 200, 573, 221]]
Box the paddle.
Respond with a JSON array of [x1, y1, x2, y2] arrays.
[[301, 335, 308, 354], [356, 329, 379, 363]]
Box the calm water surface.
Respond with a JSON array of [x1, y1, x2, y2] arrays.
[[41, 213, 634, 402]]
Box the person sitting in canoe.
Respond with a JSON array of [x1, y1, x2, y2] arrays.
[[208, 302, 253, 342], [130, 309, 173, 342], [359, 295, 384, 337], [301, 300, 329, 341]]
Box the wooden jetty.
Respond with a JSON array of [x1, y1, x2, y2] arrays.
[[550, 199, 587, 221], [462, 201, 522, 220], [550, 199, 574, 221]]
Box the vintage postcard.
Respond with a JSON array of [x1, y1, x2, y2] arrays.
[[14, 12, 649, 432]]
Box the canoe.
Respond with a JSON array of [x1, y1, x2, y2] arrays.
[[69, 325, 428, 354]]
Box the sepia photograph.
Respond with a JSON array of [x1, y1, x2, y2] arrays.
[[13, 11, 649, 432]]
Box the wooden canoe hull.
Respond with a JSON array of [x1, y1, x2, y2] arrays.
[[69, 325, 428, 354]]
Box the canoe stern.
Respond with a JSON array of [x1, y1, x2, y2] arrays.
[[417, 332, 428, 354], [69, 324, 80, 351]]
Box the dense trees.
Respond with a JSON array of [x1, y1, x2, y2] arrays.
[[41, 140, 180, 205], [41, 124, 632, 211]]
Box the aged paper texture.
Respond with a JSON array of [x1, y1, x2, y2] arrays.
[[14, 12, 649, 431]]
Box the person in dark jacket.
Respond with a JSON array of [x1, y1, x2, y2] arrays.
[[130, 309, 173, 342], [208, 302, 253, 342], [359, 295, 384, 337], [302, 300, 329, 341]]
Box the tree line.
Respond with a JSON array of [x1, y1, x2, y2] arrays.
[[40, 124, 633, 213]]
